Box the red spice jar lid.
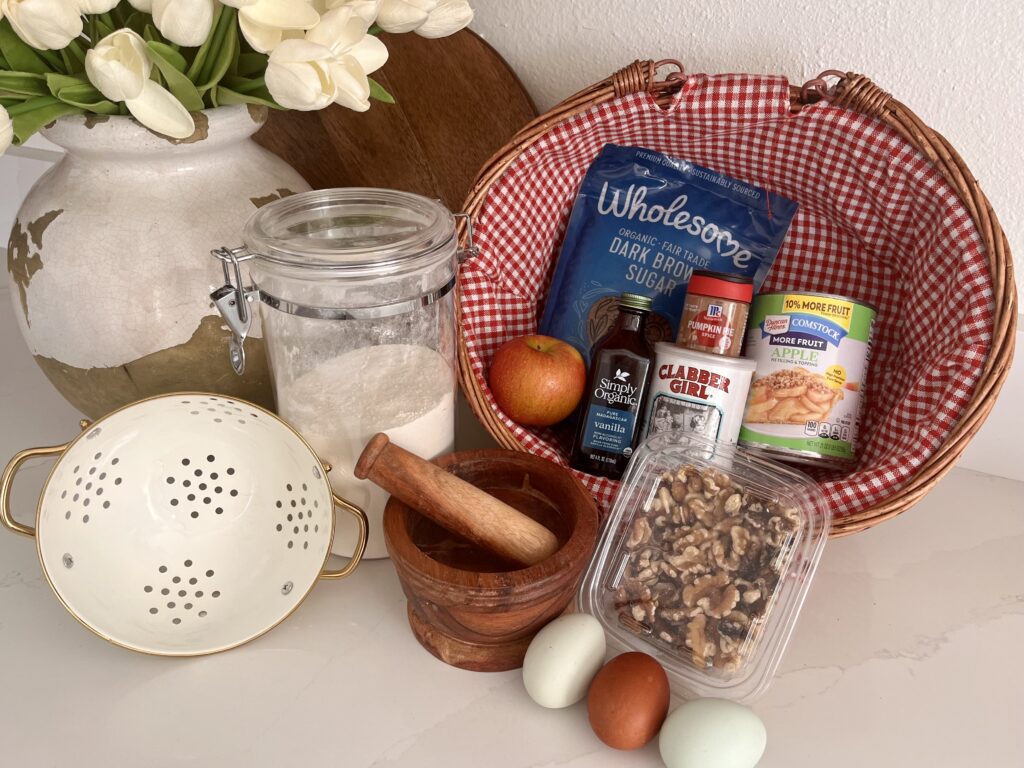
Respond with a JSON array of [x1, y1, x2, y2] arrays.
[[687, 270, 754, 303]]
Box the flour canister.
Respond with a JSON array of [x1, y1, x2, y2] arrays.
[[739, 291, 876, 468], [641, 343, 756, 444], [211, 189, 465, 559]]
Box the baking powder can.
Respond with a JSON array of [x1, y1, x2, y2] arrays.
[[739, 291, 876, 468], [641, 343, 756, 444]]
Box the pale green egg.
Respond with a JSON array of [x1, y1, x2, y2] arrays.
[[522, 613, 607, 708], [659, 698, 766, 768]]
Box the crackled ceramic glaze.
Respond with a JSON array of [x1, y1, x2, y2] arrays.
[[6, 105, 310, 418]]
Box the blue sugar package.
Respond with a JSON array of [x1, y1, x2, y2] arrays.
[[539, 144, 799, 360]]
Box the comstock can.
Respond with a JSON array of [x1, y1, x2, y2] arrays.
[[739, 291, 876, 468]]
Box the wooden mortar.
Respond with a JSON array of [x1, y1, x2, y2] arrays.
[[382, 449, 599, 672]]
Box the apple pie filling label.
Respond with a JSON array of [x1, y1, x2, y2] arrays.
[[740, 292, 876, 466]]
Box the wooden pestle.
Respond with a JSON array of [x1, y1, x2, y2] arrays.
[[355, 434, 560, 566]]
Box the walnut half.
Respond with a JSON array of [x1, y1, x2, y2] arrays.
[[612, 462, 801, 676]]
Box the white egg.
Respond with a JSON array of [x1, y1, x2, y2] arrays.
[[659, 698, 766, 768], [522, 613, 607, 708]]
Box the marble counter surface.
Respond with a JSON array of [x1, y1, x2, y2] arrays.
[[1, 284, 1022, 767]]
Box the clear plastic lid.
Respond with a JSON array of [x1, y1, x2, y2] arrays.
[[243, 188, 455, 278], [578, 431, 830, 703]]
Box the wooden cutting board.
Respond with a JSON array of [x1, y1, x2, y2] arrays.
[[253, 29, 537, 211]]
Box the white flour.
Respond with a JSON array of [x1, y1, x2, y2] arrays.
[[278, 344, 455, 559]]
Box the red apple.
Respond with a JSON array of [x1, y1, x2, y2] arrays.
[[488, 335, 586, 427]]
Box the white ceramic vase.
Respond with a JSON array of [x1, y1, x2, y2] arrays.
[[5, 105, 310, 418]]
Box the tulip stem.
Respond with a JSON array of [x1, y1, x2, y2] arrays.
[[35, 48, 64, 74], [195, 6, 235, 92]]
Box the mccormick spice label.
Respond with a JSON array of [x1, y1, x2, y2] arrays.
[[641, 343, 755, 445], [538, 144, 798, 363], [739, 292, 876, 466], [676, 271, 754, 357]]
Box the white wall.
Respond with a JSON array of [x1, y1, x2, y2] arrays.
[[469, 0, 1024, 481], [471, 0, 1024, 305], [1, 0, 1020, 479]]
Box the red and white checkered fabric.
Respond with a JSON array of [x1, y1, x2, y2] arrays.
[[459, 74, 994, 519]]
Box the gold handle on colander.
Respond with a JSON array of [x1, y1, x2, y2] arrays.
[[319, 493, 369, 580], [1, 443, 70, 539]]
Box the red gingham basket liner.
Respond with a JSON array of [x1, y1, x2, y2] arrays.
[[459, 74, 994, 518]]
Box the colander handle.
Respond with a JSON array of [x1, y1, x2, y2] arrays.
[[1, 443, 69, 539], [320, 493, 369, 580]]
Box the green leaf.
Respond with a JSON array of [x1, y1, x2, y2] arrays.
[[124, 12, 150, 37], [148, 41, 188, 73], [94, 16, 116, 41], [195, 7, 238, 94], [235, 53, 267, 78], [220, 75, 265, 94], [45, 73, 86, 94], [59, 48, 75, 75], [0, 71, 47, 97], [215, 83, 282, 110], [0, 20, 51, 75], [44, 73, 120, 114], [186, 4, 227, 82], [147, 41, 204, 111], [369, 77, 395, 104], [54, 85, 120, 114], [7, 96, 83, 145], [63, 39, 86, 73], [97, 13, 117, 35]]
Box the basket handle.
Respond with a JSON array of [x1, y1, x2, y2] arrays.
[[797, 70, 893, 119], [611, 58, 685, 99], [1, 443, 69, 539], [319, 492, 369, 580]]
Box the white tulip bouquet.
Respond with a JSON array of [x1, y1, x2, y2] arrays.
[[0, 0, 473, 152]]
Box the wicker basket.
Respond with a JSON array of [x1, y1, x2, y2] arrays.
[[456, 60, 1017, 537]]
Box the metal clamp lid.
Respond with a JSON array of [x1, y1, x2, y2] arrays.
[[454, 212, 480, 264], [209, 210, 478, 376], [210, 246, 258, 375]]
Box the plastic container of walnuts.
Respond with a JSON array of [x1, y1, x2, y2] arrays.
[[577, 430, 830, 703]]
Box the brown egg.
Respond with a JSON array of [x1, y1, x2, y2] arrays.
[[587, 652, 670, 750]]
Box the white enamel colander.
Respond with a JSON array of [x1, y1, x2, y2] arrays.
[[0, 393, 368, 656]]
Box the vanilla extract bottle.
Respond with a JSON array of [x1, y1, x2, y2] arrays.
[[570, 293, 655, 480]]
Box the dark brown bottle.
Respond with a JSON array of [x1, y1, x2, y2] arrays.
[[570, 293, 655, 480]]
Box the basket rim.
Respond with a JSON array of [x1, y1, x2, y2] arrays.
[[455, 60, 1018, 537]]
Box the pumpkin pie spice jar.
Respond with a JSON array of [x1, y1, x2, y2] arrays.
[[675, 271, 754, 357]]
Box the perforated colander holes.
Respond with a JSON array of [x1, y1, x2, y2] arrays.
[[62, 454, 120, 523], [273, 481, 322, 552], [181, 397, 261, 426], [145, 560, 221, 625], [166, 455, 239, 519]]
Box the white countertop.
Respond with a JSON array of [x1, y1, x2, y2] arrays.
[[2, 284, 1023, 767]]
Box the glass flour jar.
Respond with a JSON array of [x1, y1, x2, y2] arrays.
[[212, 189, 460, 559]]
